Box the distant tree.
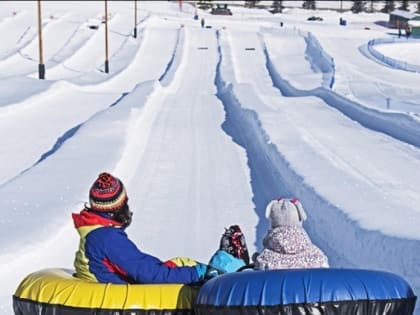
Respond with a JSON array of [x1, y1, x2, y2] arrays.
[[302, 0, 316, 10], [417, 1, 420, 13], [399, 0, 409, 11], [271, 0, 283, 13], [351, 0, 365, 13], [197, 1, 212, 10], [245, 0, 260, 8], [366, 0, 375, 13], [381, 0, 395, 13]]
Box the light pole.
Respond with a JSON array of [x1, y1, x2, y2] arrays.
[[37, 0, 45, 79], [194, 1, 198, 20], [134, 0, 137, 38], [104, 0, 109, 73]]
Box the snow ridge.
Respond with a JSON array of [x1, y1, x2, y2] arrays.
[[215, 27, 420, 309], [262, 38, 420, 148]]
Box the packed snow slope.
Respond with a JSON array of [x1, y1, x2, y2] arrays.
[[0, 1, 419, 314]]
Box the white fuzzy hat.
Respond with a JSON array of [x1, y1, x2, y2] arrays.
[[265, 198, 307, 228]]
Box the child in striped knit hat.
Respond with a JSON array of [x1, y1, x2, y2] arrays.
[[254, 198, 329, 270], [72, 172, 208, 284]]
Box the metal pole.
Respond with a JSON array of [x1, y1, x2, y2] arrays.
[[37, 0, 45, 79], [194, 1, 198, 19], [134, 0, 137, 38], [104, 0, 109, 73]]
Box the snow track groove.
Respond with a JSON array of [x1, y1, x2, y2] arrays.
[[214, 27, 420, 305], [261, 30, 420, 149], [0, 20, 182, 186]]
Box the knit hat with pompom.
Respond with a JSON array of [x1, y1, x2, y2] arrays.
[[89, 172, 128, 212], [265, 198, 307, 228]]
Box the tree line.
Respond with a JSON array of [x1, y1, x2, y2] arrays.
[[239, 1, 420, 14]]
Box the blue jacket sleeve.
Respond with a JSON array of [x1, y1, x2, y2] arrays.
[[100, 228, 200, 284]]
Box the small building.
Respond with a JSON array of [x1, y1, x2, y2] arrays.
[[408, 17, 420, 37], [210, 3, 232, 15], [389, 9, 417, 29]]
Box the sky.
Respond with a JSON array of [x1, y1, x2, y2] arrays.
[[0, 1, 419, 314]]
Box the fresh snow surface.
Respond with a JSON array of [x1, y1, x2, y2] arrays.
[[0, 1, 419, 314]]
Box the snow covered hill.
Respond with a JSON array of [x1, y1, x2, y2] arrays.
[[0, 1, 419, 314]]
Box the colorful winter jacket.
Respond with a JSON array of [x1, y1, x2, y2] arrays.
[[72, 209, 200, 284], [254, 225, 329, 270]]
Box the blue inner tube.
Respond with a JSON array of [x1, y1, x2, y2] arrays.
[[195, 268, 417, 315]]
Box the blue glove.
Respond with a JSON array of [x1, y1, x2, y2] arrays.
[[195, 263, 208, 280], [208, 250, 246, 273], [205, 267, 220, 279]]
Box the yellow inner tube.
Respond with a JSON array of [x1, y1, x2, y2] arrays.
[[14, 268, 199, 311]]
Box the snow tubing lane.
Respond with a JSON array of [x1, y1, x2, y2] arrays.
[[195, 268, 417, 315], [13, 268, 199, 315]]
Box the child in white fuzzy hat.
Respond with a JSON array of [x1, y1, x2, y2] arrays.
[[254, 198, 329, 270]]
